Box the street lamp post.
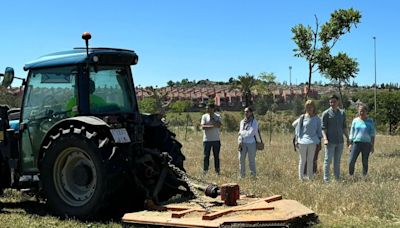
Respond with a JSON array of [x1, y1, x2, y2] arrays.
[[373, 37, 377, 118]]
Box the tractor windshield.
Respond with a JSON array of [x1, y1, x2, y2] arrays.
[[89, 65, 136, 114]]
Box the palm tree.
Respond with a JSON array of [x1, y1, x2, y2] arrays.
[[230, 73, 257, 107]]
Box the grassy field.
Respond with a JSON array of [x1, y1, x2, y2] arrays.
[[1, 130, 400, 227], [178, 130, 400, 227]]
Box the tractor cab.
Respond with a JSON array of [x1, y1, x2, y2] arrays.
[[19, 47, 139, 173]]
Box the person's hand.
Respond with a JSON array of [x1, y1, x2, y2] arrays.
[[214, 122, 221, 128], [238, 143, 242, 151], [346, 139, 351, 147], [348, 144, 352, 151], [323, 138, 329, 145], [371, 145, 375, 154]]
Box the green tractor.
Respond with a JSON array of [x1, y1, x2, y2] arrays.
[[0, 33, 189, 219]]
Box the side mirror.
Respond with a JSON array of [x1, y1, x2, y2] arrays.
[[0, 67, 15, 88]]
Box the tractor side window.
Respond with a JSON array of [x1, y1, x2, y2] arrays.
[[22, 66, 77, 122], [89, 65, 136, 114]]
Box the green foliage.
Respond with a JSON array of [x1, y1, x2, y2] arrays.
[[292, 96, 304, 116], [341, 93, 351, 109], [350, 90, 400, 134], [319, 8, 362, 44], [207, 99, 215, 105], [138, 97, 159, 114], [169, 100, 192, 113], [292, 24, 314, 60], [351, 90, 375, 118], [231, 73, 257, 107], [167, 80, 174, 87], [319, 52, 359, 82], [173, 78, 197, 87], [377, 92, 400, 135], [271, 103, 279, 112], [222, 112, 240, 132], [316, 95, 330, 113], [258, 72, 277, 85], [316, 94, 351, 114], [291, 8, 361, 98], [254, 94, 273, 115], [0, 93, 22, 108]]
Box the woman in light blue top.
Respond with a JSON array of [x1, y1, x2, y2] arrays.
[[348, 104, 375, 176], [292, 100, 322, 180]]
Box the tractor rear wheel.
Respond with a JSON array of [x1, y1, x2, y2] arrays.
[[41, 128, 117, 219]]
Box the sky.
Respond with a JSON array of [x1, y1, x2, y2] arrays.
[[1, 1, 399, 87]]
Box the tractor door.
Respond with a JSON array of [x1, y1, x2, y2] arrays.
[[20, 66, 78, 173]]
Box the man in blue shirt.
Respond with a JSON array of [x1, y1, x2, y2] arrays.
[[321, 95, 350, 182]]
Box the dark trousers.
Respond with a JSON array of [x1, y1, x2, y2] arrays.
[[348, 142, 372, 176], [203, 141, 221, 173]]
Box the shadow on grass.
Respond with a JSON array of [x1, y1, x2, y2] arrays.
[[376, 149, 400, 158], [0, 199, 49, 216]]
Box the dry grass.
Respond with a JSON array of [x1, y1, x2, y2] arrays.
[[176, 129, 400, 227], [1, 130, 399, 227]]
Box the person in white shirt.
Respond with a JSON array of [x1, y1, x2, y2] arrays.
[[200, 104, 222, 174], [238, 107, 258, 178]]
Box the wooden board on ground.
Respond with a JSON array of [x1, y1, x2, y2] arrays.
[[122, 195, 318, 227]]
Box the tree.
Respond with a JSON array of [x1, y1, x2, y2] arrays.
[[139, 86, 172, 115], [170, 100, 192, 114], [231, 73, 257, 107], [138, 97, 158, 114], [254, 93, 274, 115], [0, 92, 22, 108], [292, 8, 361, 99], [352, 90, 400, 134], [292, 96, 304, 116], [320, 52, 359, 107], [180, 78, 190, 87], [258, 72, 276, 85], [167, 80, 175, 87], [378, 92, 400, 135], [249, 72, 275, 100]]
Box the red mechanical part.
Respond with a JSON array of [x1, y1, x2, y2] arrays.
[[220, 183, 240, 206]]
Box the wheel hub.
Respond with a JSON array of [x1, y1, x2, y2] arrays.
[[54, 148, 97, 206], [72, 162, 93, 186]]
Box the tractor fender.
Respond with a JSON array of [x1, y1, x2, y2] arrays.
[[39, 116, 111, 161]]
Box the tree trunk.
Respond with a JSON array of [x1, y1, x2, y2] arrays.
[[306, 62, 312, 101], [269, 112, 272, 144], [338, 81, 344, 109], [185, 114, 189, 140], [245, 92, 251, 107]]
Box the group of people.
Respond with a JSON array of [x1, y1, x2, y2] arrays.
[[199, 94, 376, 182], [200, 104, 260, 178], [293, 94, 376, 181]]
